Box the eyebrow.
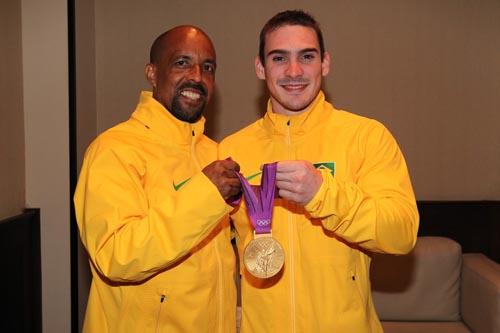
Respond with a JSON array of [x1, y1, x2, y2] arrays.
[[204, 59, 217, 68], [173, 55, 217, 67], [266, 48, 319, 57]]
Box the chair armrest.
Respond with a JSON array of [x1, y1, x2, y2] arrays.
[[461, 253, 500, 333]]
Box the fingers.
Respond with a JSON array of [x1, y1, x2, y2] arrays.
[[277, 188, 300, 203], [276, 160, 298, 173], [276, 179, 308, 196], [275, 161, 297, 182], [202, 159, 242, 200], [222, 166, 239, 179], [275, 160, 308, 182], [273, 160, 323, 206], [221, 179, 242, 199], [275, 179, 295, 191], [222, 157, 241, 173]]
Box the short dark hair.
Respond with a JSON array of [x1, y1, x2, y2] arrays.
[[149, 25, 211, 64], [149, 31, 168, 64], [259, 10, 325, 64]]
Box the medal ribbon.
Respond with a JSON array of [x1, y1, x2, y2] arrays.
[[236, 162, 277, 234]]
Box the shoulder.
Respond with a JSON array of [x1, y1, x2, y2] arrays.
[[330, 107, 373, 127], [329, 107, 389, 135], [84, 119, 149, 166], [89, 121, 133, 150]]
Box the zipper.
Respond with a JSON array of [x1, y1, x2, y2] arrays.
[[190, 129, 201, 170], [285, 119, 296, 333], [155, 294, 166, 333]]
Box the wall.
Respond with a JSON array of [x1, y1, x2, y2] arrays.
[[0, 0, 25, 220], [327, 1, 500, 200], [22, 0, 71, 331], [75, 0, 96, 329], [89, 0, 500, 200]]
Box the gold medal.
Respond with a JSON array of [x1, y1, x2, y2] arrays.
[[243, 232, 284, 278]]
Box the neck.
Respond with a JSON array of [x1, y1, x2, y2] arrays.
[[270, 98, 311, 116]]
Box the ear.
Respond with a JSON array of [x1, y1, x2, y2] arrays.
[[321, 51, 331, 77], [255, 56, 266, 80], [145, 63, 157, 88]]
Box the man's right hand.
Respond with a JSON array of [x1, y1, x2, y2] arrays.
[[202, 158, 241, 200]]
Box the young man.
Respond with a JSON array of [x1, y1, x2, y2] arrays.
[[220, 10, 419, 332], [74, 26, 240, 332]]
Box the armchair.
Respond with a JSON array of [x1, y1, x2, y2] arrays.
[[371, 236, 500, 333]]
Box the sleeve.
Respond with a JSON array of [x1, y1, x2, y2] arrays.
[[304, 122, 419, 254], [74, 141, 232, 282]]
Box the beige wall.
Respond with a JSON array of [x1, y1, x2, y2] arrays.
[[22, 0, 71, 331], [87, 0, 500, 200], [76, 0, 97, 169], [1, 1, 71, 331], [0, 0, 24, 220], [75, 0, 96, 329]]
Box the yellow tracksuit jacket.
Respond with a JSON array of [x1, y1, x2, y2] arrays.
[[219, 91, 419, 333], [74, 91, 236, 332]]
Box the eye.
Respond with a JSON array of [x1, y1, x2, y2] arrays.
[[271, 55, 286, 63], [203, 63, 216, 73], [301, 53, 316, 62], [174, 59, 189, 67]]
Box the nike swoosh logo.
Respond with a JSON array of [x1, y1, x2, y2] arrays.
[[173, 178, 191, 191], [245, 171, 262, 181]]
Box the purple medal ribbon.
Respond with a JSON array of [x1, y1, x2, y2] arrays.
[[236, 163, 277, 234]]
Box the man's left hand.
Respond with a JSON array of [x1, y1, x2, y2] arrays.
[[275, 160, 323, 206]]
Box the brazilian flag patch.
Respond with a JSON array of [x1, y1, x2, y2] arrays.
[[313, 162, 335, 175]]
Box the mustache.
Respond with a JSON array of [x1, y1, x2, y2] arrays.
[[276, 77, 309, 85], [177, 81, 207, 97]]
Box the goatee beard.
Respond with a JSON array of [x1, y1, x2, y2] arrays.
[[170, 96, 205, 123], [169, 81, 208, 123]]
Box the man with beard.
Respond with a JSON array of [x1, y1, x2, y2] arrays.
[[74, 26, 241, 332], [220, 10, 419, 332]]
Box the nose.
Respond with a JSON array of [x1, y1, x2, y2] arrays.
[[285, 59, 304, 77], [190, 64, 202, 82]]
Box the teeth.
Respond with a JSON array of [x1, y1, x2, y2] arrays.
[[181, 90, 201, 100], [283, 85, 305, 90]]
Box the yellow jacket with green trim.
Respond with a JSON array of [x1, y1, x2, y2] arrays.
[[219, 91, 419, 333], [74, 91, 236, 333]]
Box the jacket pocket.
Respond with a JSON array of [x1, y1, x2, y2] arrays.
[[155, 289, 168, 333], [350, 267, 367, 307], [149, 279, 218, 333]]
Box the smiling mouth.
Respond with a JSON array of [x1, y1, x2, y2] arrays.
[[282, 84, 306, 88], [278, 77, 309, 92], [177, 81, 207, 102], [180, 90, 202, 100], [281, 84, 308, 92]]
